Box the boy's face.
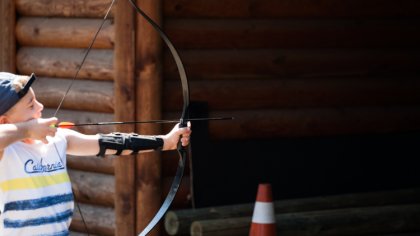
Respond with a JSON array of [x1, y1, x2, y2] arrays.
[[2, 88, 44, 123]]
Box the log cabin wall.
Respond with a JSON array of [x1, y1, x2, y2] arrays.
[[159, 0, 420, 207], [5, 0, 420, 235]]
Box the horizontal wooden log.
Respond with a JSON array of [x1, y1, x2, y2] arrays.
[[16, 0, 114, 18], [163, 106, 420, 139], [16, 17, 114, 49], [69, 170, 190, 209], [68, 140, 187, 178], [164, 0, 420, 18], [164, 78, 420, 111], [70, 203, 115, 236], [33, 77, 114, 113], [166, 19, 420, 49], [190, 204, 420, 236], [69, 170, 115, 207], [68, 168, 189, 209], [42, 109, 115, 135], [17, 47, 113, 80], [165, 188, 420, 235], [68, 155, 114, 175], [164, 49, 420, 80]]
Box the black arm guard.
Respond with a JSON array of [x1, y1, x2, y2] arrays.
[[97, 132, 164, 157]]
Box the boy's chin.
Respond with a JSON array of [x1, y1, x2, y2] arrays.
[[22, 138, 35, 144]]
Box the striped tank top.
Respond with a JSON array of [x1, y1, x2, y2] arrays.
[[0, 129, 74, 236]]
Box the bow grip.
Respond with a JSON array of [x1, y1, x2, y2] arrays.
[[177, 121, 188, 152]]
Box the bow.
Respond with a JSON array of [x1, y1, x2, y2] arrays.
[[126, 1, 191, 235], [52, 0, 190, 235]]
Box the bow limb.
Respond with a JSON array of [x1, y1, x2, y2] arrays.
[[127, 1, 191, 236]]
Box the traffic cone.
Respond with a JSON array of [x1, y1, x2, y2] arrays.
[[249, 183, 276, 236]]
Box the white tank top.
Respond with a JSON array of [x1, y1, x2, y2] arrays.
[[0, 129, 74, 236]]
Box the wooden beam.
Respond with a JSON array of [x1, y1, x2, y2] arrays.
[[33, 77, 114, 113], [135, 0, 163, 235], [0, 0, 16, 72], [68, 155, 114, 175], [165, 188, 420, 235], [190, 204, 420, 236], [69, 170, 115, 207], [16, 0, 114, 18], [17, 47, 114, 80], [70, 203, 115, 236], [16, 17, 114, 49], [113, 0, 136, 235]]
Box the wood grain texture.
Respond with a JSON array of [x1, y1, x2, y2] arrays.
[[0, 0, 16, 72], [17, 47, 113, 80], [16, 0, 114, 18], [16, 17, 114, 49], [33, 77, 114, 113]]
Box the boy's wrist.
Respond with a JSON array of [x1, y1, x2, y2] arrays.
[[158, 135, 167, 151], [16, 121, 31, 139]]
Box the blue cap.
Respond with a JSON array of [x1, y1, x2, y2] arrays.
[[0, 72, 36, 115]]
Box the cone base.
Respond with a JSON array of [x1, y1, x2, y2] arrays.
[[249, 223, 276, 236]]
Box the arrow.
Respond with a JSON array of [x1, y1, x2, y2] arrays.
[[53, 117, 234, 129]]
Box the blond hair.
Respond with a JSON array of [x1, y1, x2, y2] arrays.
[[11, 75, 30, 92]]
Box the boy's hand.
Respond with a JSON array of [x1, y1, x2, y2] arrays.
[[25, 117, 58, 144], [162, 122, 192, 151]]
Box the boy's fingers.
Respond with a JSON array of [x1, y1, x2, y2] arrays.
[[46, 117, 58, 125], [181, 137, 190, 146]]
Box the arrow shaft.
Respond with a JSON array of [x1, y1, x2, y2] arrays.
[[57, 117, 233, 128]]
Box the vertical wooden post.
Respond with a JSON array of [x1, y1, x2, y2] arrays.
[[114, 0, 136, 235], [135, 0, 163, 235], [0, 0, 16, 72]]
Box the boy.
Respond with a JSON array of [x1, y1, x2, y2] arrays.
[[0, 72, 191, 235]]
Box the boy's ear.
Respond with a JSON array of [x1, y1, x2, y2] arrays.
[[0, 115, 9, 124]]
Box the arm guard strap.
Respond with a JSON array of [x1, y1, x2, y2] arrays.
[[97, 132, 164, 157]]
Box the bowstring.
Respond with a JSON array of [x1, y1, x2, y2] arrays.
[[53, 0, 116, 117], [51, 0, 117, 235]]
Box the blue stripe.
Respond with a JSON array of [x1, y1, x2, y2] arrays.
[[3, 193, 73, 213], [4, 209, 73, 228]]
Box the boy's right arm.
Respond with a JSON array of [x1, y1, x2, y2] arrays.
[[0, 117, 57, 159]]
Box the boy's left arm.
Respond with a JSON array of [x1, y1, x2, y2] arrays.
[[64, 124, 191, 157], [63, 129, 101, 156]]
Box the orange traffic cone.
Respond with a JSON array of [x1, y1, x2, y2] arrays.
[[249, 183, 276, 236]]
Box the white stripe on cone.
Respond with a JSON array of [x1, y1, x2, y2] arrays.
[[251, 202, 275, 224]]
